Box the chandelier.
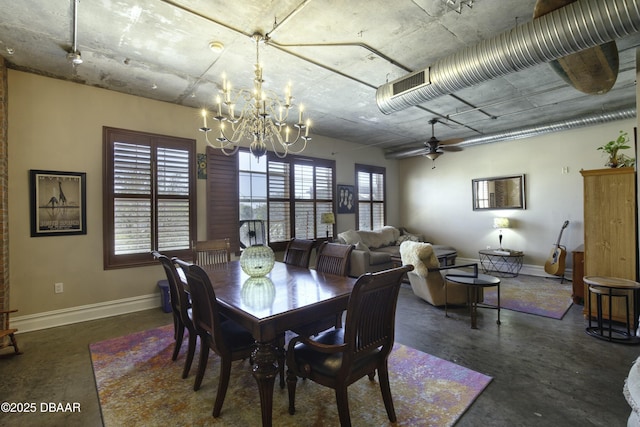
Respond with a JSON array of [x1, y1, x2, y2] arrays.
[[198, 32, 311, 159]]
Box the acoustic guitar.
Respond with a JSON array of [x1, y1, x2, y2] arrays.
[[544, 220, 569, 276]]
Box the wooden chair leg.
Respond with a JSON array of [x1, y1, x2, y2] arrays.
[[172, 323, 185, 361], [213, 358, 232, 418], [378, 365, 397, 422], [194, 336, 210, 391], [335, 386, 352, 427], [287, 369, 298, 415], [10, 333, 20, 354], [277, 334, 286, 389], [182, 331, 197, 379]]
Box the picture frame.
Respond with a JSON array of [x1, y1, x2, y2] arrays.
[[337, 184, 355, 214], [30, 170, 87, 237]]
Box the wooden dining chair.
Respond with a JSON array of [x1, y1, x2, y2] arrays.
[[0, 308, 21, 355], [292, 241, 355, 335], [315, 242, 353, 276], [193, 238, 231, 267], [174, 259, 256, 417], [283, 238, 316, 268], [286, 264, 413, 426], [152, 251, 198, 379]]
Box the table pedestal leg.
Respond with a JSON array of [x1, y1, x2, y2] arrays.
[[468, 287, 478, 329], [252, 342, 278, 427]]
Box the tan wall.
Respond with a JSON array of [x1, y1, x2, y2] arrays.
[[8, 70, 398, 317], [398, 118, 638, 270]]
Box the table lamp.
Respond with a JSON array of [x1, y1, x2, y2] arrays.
[[493, 217, 510, 250], [321, 212, 335, 240]]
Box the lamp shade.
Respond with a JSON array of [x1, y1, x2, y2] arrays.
[[321, 212, 335, 225], [493, 217, 510, 229]]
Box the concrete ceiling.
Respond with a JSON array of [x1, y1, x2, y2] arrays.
[[1, 0, 639, 157]]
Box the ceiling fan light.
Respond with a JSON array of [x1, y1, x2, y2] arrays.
[[425, 152, 441, 160]]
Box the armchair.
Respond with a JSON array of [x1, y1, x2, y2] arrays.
[[399, 241, 482, 306]]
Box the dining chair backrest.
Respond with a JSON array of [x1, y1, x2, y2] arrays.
[[152, 250, 190, 324], [283, 238, 315, 268], [193, 238, 231, 266], [342, 265, 413, 368], [315, 242, 353, 276], [174, 259, 228, 352]]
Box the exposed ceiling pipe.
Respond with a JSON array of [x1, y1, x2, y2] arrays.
[[66, 0, 83, 65], [384, 106, 637, 159], [376, 0, 640, 114]]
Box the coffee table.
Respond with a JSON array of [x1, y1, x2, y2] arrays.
[[445, 271, 501, 329]]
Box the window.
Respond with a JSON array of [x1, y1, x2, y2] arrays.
[[268, 156, 334, 246], [239, 152, 267, 221], [210, 150, 335, 252], [103, 127, 196, 269], [356, 164, 386, 230]]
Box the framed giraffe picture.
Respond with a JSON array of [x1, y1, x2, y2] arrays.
[[29, 170, 86, 237]]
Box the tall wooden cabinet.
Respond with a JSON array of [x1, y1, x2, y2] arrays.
[[581, 168, 638, 323]]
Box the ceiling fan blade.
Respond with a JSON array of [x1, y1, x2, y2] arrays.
[[438, 138, 465, 145], [440, 146, 462, 152]]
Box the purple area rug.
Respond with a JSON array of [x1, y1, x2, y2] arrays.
[[483, 275, 573, 319], [90, 324, 491, 426]]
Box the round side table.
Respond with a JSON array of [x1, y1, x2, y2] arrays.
[[445, 272, 501, 329], [583, 276, 640, 344]]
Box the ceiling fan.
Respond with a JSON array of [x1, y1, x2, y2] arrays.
[[423, 118, 463, 167]]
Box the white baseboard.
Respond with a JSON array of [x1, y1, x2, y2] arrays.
[[457, 257, 572, 280], [12, 293, 161, 333]]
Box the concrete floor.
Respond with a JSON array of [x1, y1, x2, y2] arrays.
[[0, 278, 638, 426]]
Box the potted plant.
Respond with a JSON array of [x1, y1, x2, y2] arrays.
[[597, 130, 635, 168]]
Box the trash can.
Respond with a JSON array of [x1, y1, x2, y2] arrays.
[[157, 280, 171, 313]]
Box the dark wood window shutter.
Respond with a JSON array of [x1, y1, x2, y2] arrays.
[[206, 147, 240, 254]]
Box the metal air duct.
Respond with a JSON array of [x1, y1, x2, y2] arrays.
[[384, 106, 637, 159], [376, 0, 640, 114]]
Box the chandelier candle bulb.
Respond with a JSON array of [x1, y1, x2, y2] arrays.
[[299, 105, 304, 123], [305, 119, 310, 136]]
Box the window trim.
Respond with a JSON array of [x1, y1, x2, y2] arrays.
[[103, 127, 196, 269]]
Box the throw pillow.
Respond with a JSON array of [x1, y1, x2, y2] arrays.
[[396, 233, 422, 245], [355, 241, 370, 252], [338, 229, 361, 245], [399, 241, 439, 277]]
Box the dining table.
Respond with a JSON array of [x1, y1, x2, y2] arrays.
[[201, 260, 357, 427]]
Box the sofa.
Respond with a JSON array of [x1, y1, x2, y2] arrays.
[[336, 225, 457, 278], [399, 240, 481, 306]]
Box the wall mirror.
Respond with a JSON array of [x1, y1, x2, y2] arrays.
[[472, 174, 525, 210]]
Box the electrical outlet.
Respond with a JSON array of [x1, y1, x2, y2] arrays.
[[54, 282, 63, 294]]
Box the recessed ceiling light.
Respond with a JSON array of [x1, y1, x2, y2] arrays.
[[209, 41, 224, 53]]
